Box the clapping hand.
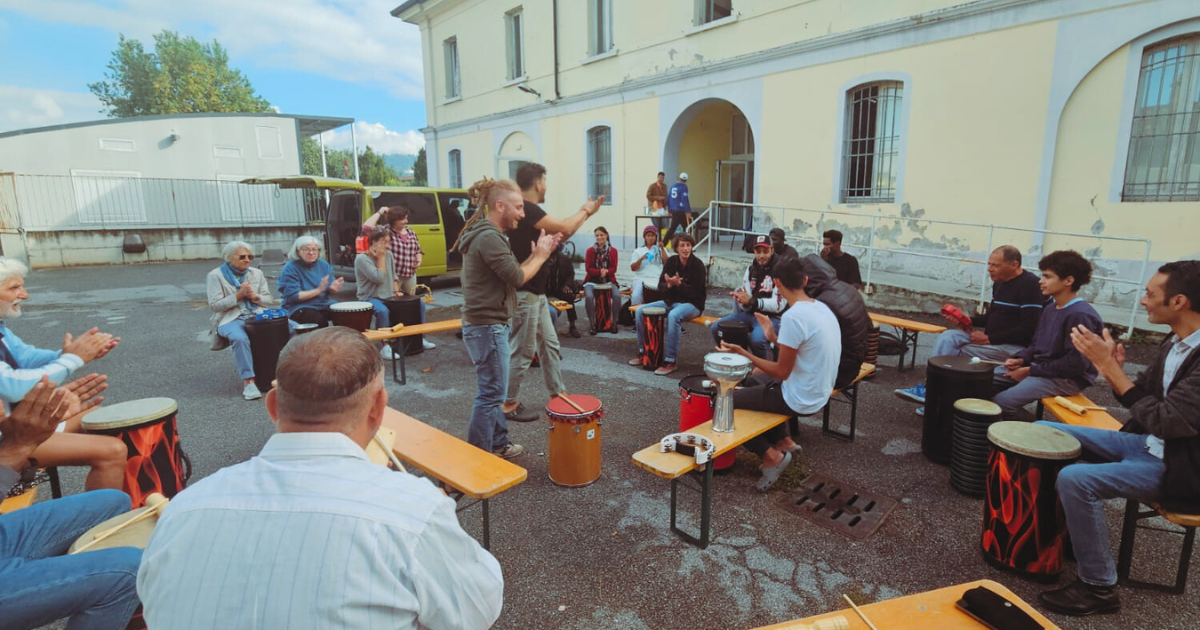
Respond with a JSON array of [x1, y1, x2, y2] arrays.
[[732, 288, 751, 306], [62, 328, 116, 364], [754, 312, 777, 343], [0, 377, 79, 456], [1071, 325, 1124, 369], [330, 277, 345, 292]]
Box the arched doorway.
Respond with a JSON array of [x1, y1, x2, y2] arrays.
[[663, 99, 756, 243], [497, 131, 539, 180]]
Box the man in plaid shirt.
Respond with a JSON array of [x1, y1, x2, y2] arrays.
[[362, 206, 434, 350]]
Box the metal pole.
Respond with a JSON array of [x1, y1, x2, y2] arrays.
[[980, 225, 994, 312], [706, 201, 713, 263], [351, 123, 360, 182], [1125, 241, 1153, 341], [864, 215, 876, 294]]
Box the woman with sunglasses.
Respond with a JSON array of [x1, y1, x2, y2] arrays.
[[207, 240, 277, 400]]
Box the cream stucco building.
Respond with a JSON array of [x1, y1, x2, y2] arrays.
[[394, 0, 1200, 328]]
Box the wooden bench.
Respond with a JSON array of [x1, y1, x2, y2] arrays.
[[0, 485, 37, 514], [628, 303, 718, 328], [632, 409, 791, 548], [1035, 393, 1122, 431], [749, 579, 1061, 629], [868, 313, 948, 372], [364, 319, 463, 384], [821, 362, 876, 441], [381, 407, 527, 549]]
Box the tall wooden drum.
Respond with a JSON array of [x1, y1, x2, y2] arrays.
[[641, 306, 667, 370], [245, 315, 290, 393], [82, 398, 190, 507], [593, 283, 615, 333], [981, 421, 1081, 580], [545, 394, 603, 487]]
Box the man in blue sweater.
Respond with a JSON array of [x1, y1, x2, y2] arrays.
[[993, 250, 1103, 419], [665, 172, 691, 245]]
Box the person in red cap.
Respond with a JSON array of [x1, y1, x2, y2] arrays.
[[629, 225, 666, 305], [709, 235, 786, 359]]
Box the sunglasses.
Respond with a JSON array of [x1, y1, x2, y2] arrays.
[[236, 254, 255, 261]]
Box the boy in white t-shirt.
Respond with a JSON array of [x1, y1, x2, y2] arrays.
[[629, 225, 666, 305], [717, 256, 841, 492]]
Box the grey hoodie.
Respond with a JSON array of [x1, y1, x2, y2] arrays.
[[459, 217, 525, 325]]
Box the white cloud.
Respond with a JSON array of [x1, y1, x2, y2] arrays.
[[0, 85, 104, 132], [0, 0, 425, 99], [321, 121, 424, 155]]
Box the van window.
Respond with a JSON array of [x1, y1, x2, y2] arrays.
[[372, 191, 438, 225]]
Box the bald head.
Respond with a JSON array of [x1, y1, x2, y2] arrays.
[[269, 327, 386, 440]]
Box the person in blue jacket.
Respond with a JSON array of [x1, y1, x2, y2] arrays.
[[666, 172, 692, 244], [277, 236, 344, 327]]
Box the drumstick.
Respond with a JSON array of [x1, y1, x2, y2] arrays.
[[781, 616, 849, 630], [73, 493, 169, 554], [968, 357, 1006, 366], [557, 392, 586, 413], [373, 433, 408, 473], [842, 595, 880, 630], [1053, 395, 1105, 414]]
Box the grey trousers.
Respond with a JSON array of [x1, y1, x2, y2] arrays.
[[507, 291, 566, 401]]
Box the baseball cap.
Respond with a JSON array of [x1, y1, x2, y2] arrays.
[[753, 235, 771, 250], [679, 172, 688, 181]]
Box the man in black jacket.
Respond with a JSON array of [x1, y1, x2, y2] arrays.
[[800, 254, 871, 390], [631, 234, 706, 376], [1036, 260, 1200, 616]]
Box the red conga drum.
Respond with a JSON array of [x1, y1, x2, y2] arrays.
[[641, 306, 666, 370], [82, 398, 191, 508], [981, 421, 1081, 581], [593, 283, 614, 333], [545, 394, 603, 487], [678, 375, 735, 470]]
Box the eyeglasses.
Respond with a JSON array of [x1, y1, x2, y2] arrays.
[[299, 247, 320, 253], [236, 254, 255, 261]]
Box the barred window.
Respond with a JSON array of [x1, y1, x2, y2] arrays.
[[841, 81, 903, 203], [587, 126, 612, 204], [443, 38, 460, 99], [1123, 35, 1200, 202], [448, 150, 462, 189]]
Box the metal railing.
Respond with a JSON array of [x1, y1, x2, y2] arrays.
[[697, 201, 1153, 336]]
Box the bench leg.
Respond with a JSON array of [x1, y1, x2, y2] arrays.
[[48, 466, 62, 499], [669, 463, 716, 549], [821, 383, 858, 442], [388, 340, 407, 385], [1035, 400, 1045, 420], [904, 330, 920, 371], [482, 499, 491, 550], [1117, 499, 1195, 594]]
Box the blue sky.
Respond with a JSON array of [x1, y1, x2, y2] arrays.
[[0, 0, 428, 155]]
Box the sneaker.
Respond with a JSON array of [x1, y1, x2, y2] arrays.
[[628, 356, 643, 366], [493, 443, 525, 459], [422, 339, 437, 350], [894, 382, 926, 404], [654, 362, 677, 376], [915, 407, 924, 417], [503, 403, 541, 423], [243, 382, 263, 401], [380, 345, 396, 360]]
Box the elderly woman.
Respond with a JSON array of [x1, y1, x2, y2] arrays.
[[207, 240, 276, 401], [278, 235, 344, 327]]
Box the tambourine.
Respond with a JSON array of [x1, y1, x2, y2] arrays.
[[659, 432, 716, 465], [940, 304, 972, 331], [414, 284, 434, 304]]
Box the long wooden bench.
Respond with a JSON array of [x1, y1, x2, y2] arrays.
[[629, 302, 718, 328], [381, 407, 527, 549], [868, 312, 948, 372], [821, 362, 876, 441], [1035, 393, 1122, 430], [0, 485, 37, 514], [363, 319, 463, 384], [632, 409, 791, 548]]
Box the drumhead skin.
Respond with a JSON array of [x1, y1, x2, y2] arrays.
[[704, 352, 751, 369], [546, 394, 603, 420], [988, 421, 1081, 459], [679, 375, 714, 395], [330, 301, 374, 311], [592, 283, 613, 290], [642, 306, 666, 316], [82, 397, 179, 431], [928, 355, 995, 375], [68, 506, 158, 553], [954, 398, 1002, 416]]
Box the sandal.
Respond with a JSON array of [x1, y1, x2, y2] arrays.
[[754, 451, 792, 493]]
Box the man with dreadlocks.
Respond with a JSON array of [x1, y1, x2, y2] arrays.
[[455, 178, 560, 458]]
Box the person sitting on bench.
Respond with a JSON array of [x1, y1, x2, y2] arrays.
[[715, 256, 841, 492], [1037, 260, 1200, 616], [632, 233, 707, 376], [709, 235, 786, 359], [799, 254, 871, 390], [895, 245, 1042, 413]]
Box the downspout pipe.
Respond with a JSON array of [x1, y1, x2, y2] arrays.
[[552, 0, 561, 100]]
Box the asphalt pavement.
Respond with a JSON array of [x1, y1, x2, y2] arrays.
[[20, 260, 1196, 630]]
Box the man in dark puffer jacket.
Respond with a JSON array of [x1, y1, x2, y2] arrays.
[[799, 255, 870, 389]]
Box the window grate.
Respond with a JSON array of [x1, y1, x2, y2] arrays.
[[841, 82, 902, 203], [448, 150, 462, 189], [1123, 35, 1200, 202], [587, 126, 612, 202]]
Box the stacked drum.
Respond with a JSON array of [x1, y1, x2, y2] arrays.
[[949, 398, 1002, 497]]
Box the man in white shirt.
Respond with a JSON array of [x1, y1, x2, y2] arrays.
[[137, 327, 504, 629], [717, 256, 841, 492]]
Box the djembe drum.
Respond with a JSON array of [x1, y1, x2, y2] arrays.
[[593, 283, 615, 333], [82, 398, 190, 507], [981, 421, 1081, 580], [329, 301, 375, 332], [923, 355, 993, 465], [641, 306, 667, 370], [69, 495, 167, 630], [545, 394, 604, 487]]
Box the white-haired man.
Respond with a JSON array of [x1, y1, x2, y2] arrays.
[[139, 327, 504, 629], [0, 257, 124, 490]]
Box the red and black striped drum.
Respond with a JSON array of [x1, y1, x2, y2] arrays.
[[641, 306, 667, 370], [82, 398, 191, 508], [981, 421, 1081, 580], [593, 283, 615, 333]]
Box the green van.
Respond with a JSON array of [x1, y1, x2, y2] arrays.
[[242, 176, 472, 281]]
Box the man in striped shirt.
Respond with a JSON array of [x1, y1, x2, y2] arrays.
[[138, 327, 503, 629]]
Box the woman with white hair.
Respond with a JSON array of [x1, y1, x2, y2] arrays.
[[277, 235, 344, 327], [207, 240, 277, 401]]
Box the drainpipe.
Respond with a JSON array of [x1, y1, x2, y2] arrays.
[[552, 0, 561, 100]]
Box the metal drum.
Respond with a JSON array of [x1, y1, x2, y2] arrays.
[[982, 421, 1081, 581], [245, 315, 290, 393], [385, 295, 425, 355], [593, 283, 615, 333], [330, 301, 375, 332], [950, 398, 1002, 497], [703, 352, 753, 433], [545, 394, 604, 487], [641, 306, 667, 370], [923, 355, 993, 465], [82, 398, 190, 507], [716, 319, 750, 351], [679, 376, 735, 470]]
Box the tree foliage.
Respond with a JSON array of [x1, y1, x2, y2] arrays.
[[299, 137, 406, 186], [413, 147, 428, 186], [89, 30, 272, 117]]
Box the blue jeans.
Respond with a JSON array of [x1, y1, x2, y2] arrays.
[[1035, 422, 1164, 586], [931, 329, 1023, 362], [0, 490, 141, 630], [217, 319, 254, 380], [463, 323, 511, 453], [992, 374, 1082, 419], [367, 298, 390, 329], [709, 311, 778, 359], [635, 300, 701, 363]]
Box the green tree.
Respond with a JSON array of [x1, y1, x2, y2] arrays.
[[413, 147, 427, 186], [89, 30, 272, 117], [358, 146, 403, 186], [301, 137, 324, 176]]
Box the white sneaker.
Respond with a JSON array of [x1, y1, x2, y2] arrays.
[[243, 382, 263, 401], [422, 339, 437, 350], [380, 345, 396, 360]]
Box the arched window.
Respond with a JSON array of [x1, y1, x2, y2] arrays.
[[1123, 34, 1200, 201], [841, 81, 903, 202], [448, 149, 462, 189], [587, 126, 612, 203]]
